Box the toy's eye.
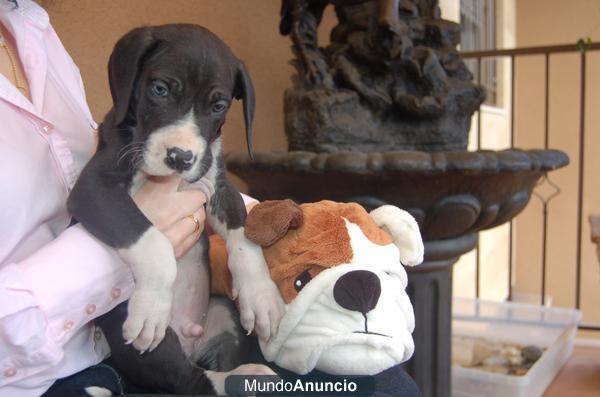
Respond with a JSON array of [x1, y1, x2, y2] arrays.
[[294, 270, 312, 292], [151, 80, 169, 97], [212, 100, 229, 113]]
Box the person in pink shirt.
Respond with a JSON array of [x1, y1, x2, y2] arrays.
[[0, 1, 256, 395]]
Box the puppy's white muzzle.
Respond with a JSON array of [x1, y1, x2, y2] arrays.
[[141, 110, 206, 179]]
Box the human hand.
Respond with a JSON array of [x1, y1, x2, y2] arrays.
[[133, 175, 207, 258]]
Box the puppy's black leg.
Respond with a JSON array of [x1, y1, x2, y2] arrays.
[[68, 145, 176, 353], [203, 150, 284, 342], [190, 297, 276, 395], [67, 148, 152, 250], [96, 303, 216, 395]]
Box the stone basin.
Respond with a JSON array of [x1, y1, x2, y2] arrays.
[[226, 149, 568, 262]]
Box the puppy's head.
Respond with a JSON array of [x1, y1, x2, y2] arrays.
[[108, 24, 255, 181]]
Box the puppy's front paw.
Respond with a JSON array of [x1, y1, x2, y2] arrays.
[[123, 290, 172, 353], [236, 280, 285, 342]]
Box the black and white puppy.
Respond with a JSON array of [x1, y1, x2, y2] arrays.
[[67, 24, 284, 394]]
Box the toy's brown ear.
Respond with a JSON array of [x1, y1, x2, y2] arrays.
[[245, 199, 304, 247]]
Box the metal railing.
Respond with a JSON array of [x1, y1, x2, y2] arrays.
[[463, 42, 600, 332]]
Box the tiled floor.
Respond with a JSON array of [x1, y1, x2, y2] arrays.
[[543, 345, 600, 396]]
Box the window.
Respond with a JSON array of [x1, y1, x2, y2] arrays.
[[460, 0, 497, 106]]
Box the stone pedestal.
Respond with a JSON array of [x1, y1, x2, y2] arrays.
[[403, 234, 476, 397], [406, 265, 453, 397]]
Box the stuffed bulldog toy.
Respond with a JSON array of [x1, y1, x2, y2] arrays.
[[210, 199, 424, 381]]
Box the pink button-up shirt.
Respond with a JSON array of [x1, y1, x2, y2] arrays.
[[0, 2, 260, 396]]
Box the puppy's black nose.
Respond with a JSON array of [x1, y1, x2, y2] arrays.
[[333, 270, 381, 314], [165, 147, 195, 172]]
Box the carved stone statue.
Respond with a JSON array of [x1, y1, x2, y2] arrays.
[[280, 0, 485, 152]]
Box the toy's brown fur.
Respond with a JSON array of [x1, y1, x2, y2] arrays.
[[244, 200, 304, 247], [210, 200, 393, 303]]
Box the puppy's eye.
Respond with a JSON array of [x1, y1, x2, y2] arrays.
[[150, 80, 169, 97], [294, 270, 312, 292], [212, 100, 228, 113]]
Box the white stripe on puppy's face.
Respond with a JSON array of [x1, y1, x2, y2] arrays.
[[141, 109, 207, 179]]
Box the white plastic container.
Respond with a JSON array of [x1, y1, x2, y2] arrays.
[[452, 297, 581, 397]]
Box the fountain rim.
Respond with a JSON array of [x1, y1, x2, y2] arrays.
[[225, 149, 569, 175]]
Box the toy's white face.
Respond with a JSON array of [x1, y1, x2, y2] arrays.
[[260, 219, 416, 375]]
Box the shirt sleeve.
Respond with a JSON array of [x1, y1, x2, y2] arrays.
[[241, 193, 257, 208], [0, 224, 133, 386]]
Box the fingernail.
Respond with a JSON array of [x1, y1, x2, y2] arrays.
[[125, 339, 133, 345]]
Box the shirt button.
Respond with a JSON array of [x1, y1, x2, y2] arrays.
[[94, 328, 103, 341], [64, 320, 74, 331], [85, 304, 96, 315], [3, 367, 16, 378], [111, 287, 121, 299], [41, 124, 52, 134]]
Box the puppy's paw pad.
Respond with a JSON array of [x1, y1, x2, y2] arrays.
[[122, 317, 144, 344], [239, 310, 256, 336], [123, 296, 170, 352], [128, 318, 169, 352], [131, 325, 155, 352], [237, 282, 284, 341]]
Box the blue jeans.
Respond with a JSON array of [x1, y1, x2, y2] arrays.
[[41, 361, 181, 397], [42, 362, 124, 397]]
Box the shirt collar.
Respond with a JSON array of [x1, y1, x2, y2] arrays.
[[0, 0, 49, 30], [0, 0, 49, 116]]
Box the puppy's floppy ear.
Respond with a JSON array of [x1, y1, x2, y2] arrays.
[[233, 61, 256, 160], [245, 199, 303, 247], [108, 27, 158, 125]]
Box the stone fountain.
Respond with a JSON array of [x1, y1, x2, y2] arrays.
[[225, 1, 569, 396]]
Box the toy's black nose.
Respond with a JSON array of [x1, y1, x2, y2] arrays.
[[333, 270, 381, 314], [165, 147, 195, 172]]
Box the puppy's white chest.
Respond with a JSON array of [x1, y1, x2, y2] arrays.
[[170, 241, 211, 356], [127, 170, 213, 357]]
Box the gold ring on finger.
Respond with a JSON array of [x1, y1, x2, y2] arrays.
[[188, 214, 201, 233]]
